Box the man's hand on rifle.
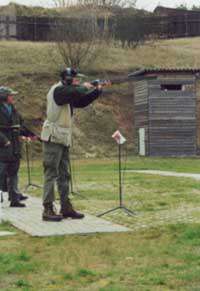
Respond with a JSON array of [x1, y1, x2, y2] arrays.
[[83, 82, 97, 89], [5, 141, 11, 147], [90, 79, 111, 88], [20, 136, 38, 142]]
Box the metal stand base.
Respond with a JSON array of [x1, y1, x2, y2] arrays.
[[97, 143, 136, 218], [70, 190, 87, 200], [97, 205, 135, 217], [24, 141, 42, 191], [0, 191, 3, 203], [24, 183, 42, 191], [68, 155, 87, 200]]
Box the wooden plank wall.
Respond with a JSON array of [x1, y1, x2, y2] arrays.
[[148, 77, 196, 156], [134, 80, 149, 155], [196, 78, 200, 154]]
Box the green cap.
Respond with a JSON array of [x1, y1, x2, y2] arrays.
[[0, 86, 18, 98]]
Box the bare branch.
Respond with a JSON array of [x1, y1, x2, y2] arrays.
[[52, 12, 108, 69]]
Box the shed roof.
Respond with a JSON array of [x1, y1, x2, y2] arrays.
[[154, 6, 200, 16], [129, 68, 200, 79]]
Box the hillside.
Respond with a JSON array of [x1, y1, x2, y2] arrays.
[[0, 3, 137, 17], [0, 38, 199, 157]]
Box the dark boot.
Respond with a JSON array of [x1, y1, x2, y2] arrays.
[[42, 203, 63, 222], [18, 193, 28, 201], [60, 200, 84, 219], [8, 193, 28, 201], [10, 201, 26, 207]]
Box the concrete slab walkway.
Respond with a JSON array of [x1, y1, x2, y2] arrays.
[[0, 231, 15, 236], [1, 195, 130, 237], [126, 170, 200, 180]]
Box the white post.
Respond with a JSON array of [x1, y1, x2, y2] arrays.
[[0, 192, 2, 223], [139, 128, 146, 156]]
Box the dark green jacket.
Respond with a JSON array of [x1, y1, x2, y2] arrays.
[[0, 103, 22, 162]]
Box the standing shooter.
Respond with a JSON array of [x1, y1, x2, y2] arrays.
[[41, 67, 102, 221], [0, 87, 26, 207]]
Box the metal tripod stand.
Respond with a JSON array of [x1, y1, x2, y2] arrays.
[[68, 154, 87, 199], [24, 141, 42, 191], [97, 143, 135, 217]]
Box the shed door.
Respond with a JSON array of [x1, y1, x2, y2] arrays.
[[139, 128, 145, 156], [149, 80, 196, 156]]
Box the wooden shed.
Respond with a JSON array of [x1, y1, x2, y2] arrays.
[[154, 6, 198, 17], [133, 68, 200, 157]]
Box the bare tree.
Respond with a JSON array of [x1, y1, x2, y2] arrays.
[[53, 0, 137, 8], [52, 13, 108, 69], [52, 0, 73, 7], [50, 0, 139, 68], [76, 0, 137, 8], [176, 4, 188, 10]]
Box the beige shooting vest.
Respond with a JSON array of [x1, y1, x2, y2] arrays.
[[41, 82, 73, 146]]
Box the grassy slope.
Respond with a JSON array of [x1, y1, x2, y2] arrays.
[[0, 37, 200, 156]]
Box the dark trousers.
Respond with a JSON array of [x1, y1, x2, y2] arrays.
[[0, 160, 20, 203], [43, 142, 70, 205], [2, 173, 20, 194]]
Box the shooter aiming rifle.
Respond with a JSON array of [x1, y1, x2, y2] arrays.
[[67, 68, 146, 196]]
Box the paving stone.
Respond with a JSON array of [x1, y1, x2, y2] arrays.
[[0, 231, 15, 237], [1, 195, 130, 237]]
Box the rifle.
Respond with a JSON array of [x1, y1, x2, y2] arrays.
[[90, 68, 145, 87], [21, 125, 41, 142], [0, 124, 41, 141]]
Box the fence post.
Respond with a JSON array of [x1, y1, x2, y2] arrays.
[[185, 13, 188, 37], [6, 16, 9, 39], [34, 16, 37, 41]]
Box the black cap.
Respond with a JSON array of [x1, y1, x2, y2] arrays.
[[60, 67, 85, 80]]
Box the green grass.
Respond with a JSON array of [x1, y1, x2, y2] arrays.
[[1, 157, 200, 290], [1, 223, 200, 290], [19, 156, 200, 212]]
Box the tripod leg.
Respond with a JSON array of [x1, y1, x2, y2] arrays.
[[0, 191, 3, 203], [31, 184, 42, 189], [24, 142, 42, 190], [123, 207, 135, 216], [68, 152, 87, 199], [26, 142, 31, 185], [97, 207, 121, 217], [68, 153, 74, 194]]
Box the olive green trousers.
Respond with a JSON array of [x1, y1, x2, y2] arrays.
[[43, 141, 70, 205]]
